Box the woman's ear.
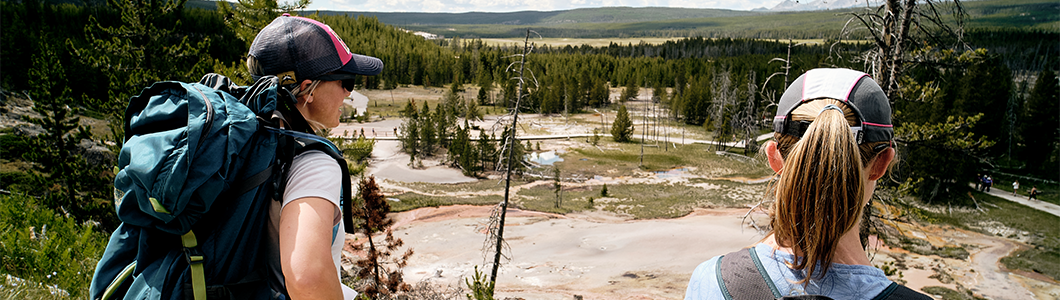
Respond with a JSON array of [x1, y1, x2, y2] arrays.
[[299, 80, 314, 100], [868, 147, 895, 181], [765, 141, 783, 174]]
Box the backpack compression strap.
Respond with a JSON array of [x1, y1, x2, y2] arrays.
[[718, 247, 781, 300], [181, 231, 207, 300]]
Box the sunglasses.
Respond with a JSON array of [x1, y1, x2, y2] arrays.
[[315, 74, 358, 91]]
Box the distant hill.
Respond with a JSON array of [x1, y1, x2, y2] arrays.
[[764, 0, 885, 12], [181, 0, 1057, 39], [311, 6, 762, 26]]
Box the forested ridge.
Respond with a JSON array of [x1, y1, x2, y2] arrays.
[[0, 0, 1058, 297]]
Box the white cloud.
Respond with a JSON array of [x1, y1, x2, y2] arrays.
[[306, 0, 785, 12]]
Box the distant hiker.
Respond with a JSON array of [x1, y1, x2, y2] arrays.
[[90, 14, 380, 300], [1030, 187, 1039, 200], [1012, 180, 1020, 196], [685, 68, 930, 300], [975, 173, 982, 190], [984, 176, 993, 192]]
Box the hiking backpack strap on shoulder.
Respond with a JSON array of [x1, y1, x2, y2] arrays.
[[268, 127, 356, 235], [718, 247, 782, 300], [871, 282, 933, 300]]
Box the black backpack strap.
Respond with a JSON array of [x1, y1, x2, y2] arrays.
[[268, 127, 356, 235], [871, 282, 933, 300], [719, 247, 781, 300], [226, 164, 275, 199]]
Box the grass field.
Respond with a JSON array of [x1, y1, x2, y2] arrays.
[[383, 130, 774, 219]]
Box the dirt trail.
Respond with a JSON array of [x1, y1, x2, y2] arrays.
[[880, 217, 1060, 299]]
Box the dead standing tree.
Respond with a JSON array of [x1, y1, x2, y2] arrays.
[[484, 29, 539, 290], [842, 0, 967, 99], [709, 68, 736, 151]]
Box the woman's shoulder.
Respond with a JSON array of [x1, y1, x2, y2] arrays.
[[685, 255, 724, 300]]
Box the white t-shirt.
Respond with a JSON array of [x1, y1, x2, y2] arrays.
[[267, 150, 356, 299]]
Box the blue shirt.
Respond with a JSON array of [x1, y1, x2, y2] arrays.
[[685, 243, 892, 300]]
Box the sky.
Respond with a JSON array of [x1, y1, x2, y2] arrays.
[[305, 0, 787, 13]]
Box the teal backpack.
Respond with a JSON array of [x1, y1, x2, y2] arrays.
[[89, 74, 354, 300]]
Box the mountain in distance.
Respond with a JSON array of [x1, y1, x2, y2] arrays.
[[313, 6, 762, 26], [760, 0, 885, 11]]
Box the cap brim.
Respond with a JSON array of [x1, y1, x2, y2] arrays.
[[338, 53, 383, 76]]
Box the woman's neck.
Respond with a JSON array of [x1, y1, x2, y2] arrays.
[[764, 228, 871, 266]]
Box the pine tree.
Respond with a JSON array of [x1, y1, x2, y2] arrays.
[[72, 0, 211, 149], [497, 127, 528, 175], [1020, 69, 1060, 177], [216, 0, 310, 48], [611, 105, 634, 142], [419, 101, 436, 155], [397, 101, 420, 162], [448, 121, 476, 176], [587, 79, 610, 108], [26, 40, 115, 228], [477, 86, 491, 106], [477, 131, 496, 172], [352, 176, 413, 297], [433, 100, 455, 148]]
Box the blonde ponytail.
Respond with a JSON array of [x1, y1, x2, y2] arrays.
[[769, 99, 876, 284]]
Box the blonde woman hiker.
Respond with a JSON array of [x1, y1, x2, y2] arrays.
[[685, 68, 930, 300]]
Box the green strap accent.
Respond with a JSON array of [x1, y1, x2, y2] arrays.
[[747, 247, 782, 298], [715, 255, 734, 300], [181, 231, 206, 300], [100, 262, 136, 300], [149, 197, 170, 214]]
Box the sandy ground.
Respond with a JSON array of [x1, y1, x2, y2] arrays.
[[357, 204, 1060, 299], [384, 206, 767, 299]]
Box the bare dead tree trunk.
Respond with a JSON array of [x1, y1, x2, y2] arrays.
[[490, 29, 533, 286], [847, 0, 966, 99]]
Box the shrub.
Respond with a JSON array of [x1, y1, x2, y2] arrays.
[[0, 194, 109, 298]]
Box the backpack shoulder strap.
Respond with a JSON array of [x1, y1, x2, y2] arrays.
[[269, 128, 356, 235], [871, 282, 933, 300], [718, 247, 782, 300]]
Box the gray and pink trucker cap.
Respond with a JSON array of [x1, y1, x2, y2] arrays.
[[773, 68, 893, 144], [249, 14, 382, 83]]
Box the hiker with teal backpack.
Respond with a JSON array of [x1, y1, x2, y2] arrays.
[[89, 14, 381, 300], [685, 69, 931, 300]]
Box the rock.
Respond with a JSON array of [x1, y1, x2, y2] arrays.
[[13, 123, 44, 136], [78, 139, 114, 168]]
